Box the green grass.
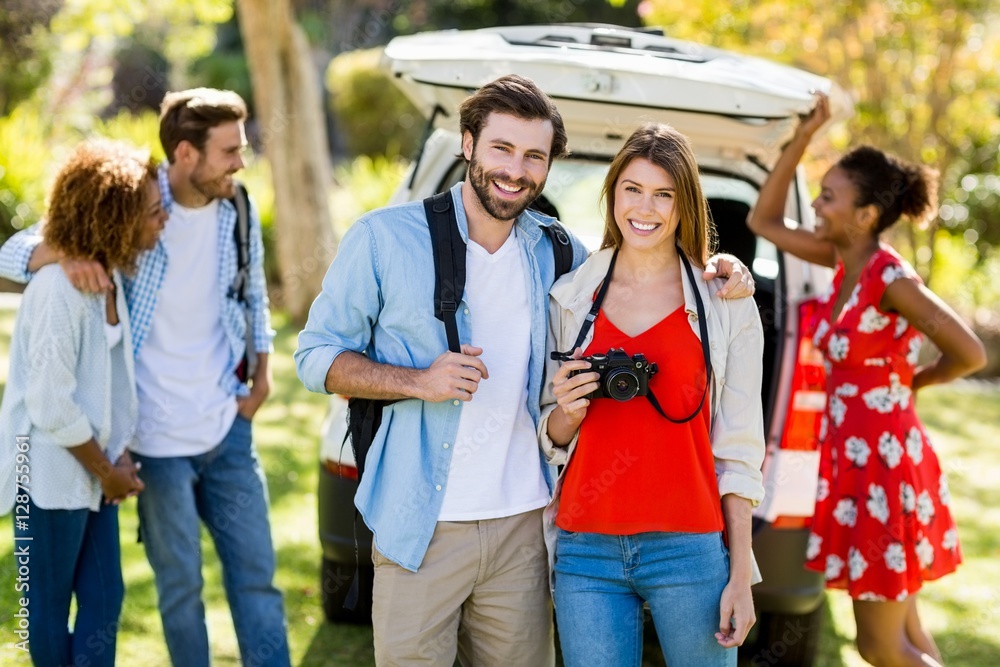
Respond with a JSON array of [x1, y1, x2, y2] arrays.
[[0, 305, 998, 666]]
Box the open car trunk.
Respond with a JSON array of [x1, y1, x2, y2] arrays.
[[382, 23, 851, 166]]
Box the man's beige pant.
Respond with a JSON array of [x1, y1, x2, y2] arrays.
[[372, 508, 554, 666]]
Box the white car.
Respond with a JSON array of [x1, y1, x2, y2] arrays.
[[318, 23, 847, 665]]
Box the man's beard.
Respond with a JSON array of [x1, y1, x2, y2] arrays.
[[190, 158, 235, 201], [468, 154, 544, 222]]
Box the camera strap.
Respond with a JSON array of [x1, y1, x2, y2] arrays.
[[571, 247, 712, 424]]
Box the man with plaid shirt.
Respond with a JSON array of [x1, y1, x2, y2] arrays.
[[0, 88, 289, 667]]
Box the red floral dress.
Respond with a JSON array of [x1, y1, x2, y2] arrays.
[[804, 245, 961, 600]]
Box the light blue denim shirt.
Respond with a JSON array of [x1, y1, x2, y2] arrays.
[[295, 182, 588, 571], [0, 165, 274, 398]]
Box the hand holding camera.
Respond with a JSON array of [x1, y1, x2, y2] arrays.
[[549, 348, 600, 430], [551, 347, 658, 402]]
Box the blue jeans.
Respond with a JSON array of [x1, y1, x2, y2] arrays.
[[18, 499, 123, 667], [554, 530, 735, 667], [133, 414, 290, 667]]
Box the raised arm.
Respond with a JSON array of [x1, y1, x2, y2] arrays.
[[747, 95, 838, 268]]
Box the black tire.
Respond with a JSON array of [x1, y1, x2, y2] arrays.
[[742, 604, 824, 667], [321, 557, 373, 625]]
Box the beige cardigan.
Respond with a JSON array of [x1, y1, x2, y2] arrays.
[[538, 248, 766, 586]]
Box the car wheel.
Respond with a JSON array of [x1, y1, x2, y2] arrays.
[[743, 604, 824, 667], [321, 557, 373, 624]]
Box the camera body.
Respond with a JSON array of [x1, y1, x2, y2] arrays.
[[554, 347, 658, 402]]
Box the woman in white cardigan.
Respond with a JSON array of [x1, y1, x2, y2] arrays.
[[539, 123, 766, 666], [0, 140, 166, 667]]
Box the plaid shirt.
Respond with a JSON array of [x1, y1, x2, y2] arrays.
[[0, 164, 274, 397]]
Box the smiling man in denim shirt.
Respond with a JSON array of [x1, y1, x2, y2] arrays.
[[297, 75, 587, 665]]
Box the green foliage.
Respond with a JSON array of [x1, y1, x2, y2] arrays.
[[0, 106, 54, 243], [188, 51, 253, 111], [0, 1, 58, 115], [640, 0, 1000, 271], [187, 16, 254, 116], [50, 0, 233, 64], [326, 48, 422, 159], [930, 234, 1000, 329], [330, 154, 409, 235], [93, 111, 166, 162]]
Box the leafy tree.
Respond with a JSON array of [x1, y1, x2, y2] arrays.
[[0, 0, 62, 115], [641, 0, 1000, 279]]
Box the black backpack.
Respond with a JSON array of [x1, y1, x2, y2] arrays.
[[346, 192, 575, 482], [228, 182, 257, 384]]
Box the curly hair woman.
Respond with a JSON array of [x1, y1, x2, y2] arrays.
[[0, 139, 167, 667], [748, 95, 986, 666]]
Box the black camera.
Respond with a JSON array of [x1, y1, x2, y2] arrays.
[[551, 347, 658, 402]]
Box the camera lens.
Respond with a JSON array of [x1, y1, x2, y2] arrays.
[[604, 367, 640, 401]]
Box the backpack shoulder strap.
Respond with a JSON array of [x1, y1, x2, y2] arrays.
[[542, 221, 574, 280], [423, 192, 465, 354], [229, 181, 251, 302]]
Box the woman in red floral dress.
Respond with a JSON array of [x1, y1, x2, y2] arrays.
[[749, 94, 986, 666]]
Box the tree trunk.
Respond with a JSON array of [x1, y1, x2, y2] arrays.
[[237, 0, 337, 323]]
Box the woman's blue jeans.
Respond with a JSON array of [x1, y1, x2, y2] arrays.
[[18, 499, 124, 667], [554, 529, 736, 667]]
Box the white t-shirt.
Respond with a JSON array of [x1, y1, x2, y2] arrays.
[[438, 229, 550, 521], [133, 199, 237, 457]]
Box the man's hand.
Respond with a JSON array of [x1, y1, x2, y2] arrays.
[[703, 253, 755, 299], [237, 353, 272, 420], [715, 580, 756, 648], [418, 344, 489, 402], [237, 374, 270, 420], [60, 256, 112, 293]]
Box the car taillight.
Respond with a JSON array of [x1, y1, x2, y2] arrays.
[[780, 298, 827, 452], [324, 460, 359, 481], [772, 297, 827, 529]]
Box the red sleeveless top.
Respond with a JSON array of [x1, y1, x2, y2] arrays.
[[556, 305, 723, 535]]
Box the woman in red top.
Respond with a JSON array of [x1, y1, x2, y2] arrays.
[[540, 123, 766, 666], [748, 95, 986, 667]]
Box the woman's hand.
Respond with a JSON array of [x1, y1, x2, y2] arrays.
[[715, 580, 756, 648], [546, 348, 600, 447], [103, 451, 145, 504], [795, 92, 831, 141]]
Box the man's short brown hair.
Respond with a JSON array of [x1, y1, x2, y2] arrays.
[[159, 88, 248, 163], [458, 74, 568, 162]]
